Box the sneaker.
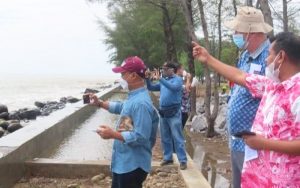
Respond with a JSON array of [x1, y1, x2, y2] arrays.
[[180, 162, 187, 170], [160, 160, 174, 166]]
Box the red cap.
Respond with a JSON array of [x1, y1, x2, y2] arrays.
[[112, 56, 146, 78]]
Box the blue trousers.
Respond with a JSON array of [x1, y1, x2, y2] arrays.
[[160, 110, 187, 163]]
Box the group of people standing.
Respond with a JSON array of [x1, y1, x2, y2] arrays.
[[89, 5, 300, 188], [90, 57, 192, 188]]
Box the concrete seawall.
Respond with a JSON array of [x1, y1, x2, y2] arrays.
[[0, 85, 119, 188]]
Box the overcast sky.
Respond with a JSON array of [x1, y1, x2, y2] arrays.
[[0, 0, 117, 78]]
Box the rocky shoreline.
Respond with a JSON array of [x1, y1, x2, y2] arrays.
[[0, 86, 112, 138]]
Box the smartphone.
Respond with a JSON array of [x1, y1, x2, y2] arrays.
[[83, 94, 90, 104], [233, 131, 256, 138]]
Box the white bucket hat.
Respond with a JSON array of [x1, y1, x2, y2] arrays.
[[224, 6, 273, 33]]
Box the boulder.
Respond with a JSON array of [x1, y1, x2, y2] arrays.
[[84, 88, 99, 94], [0, 104, 8, 114], [191, 114, 207, 132], [0, 120, 9, 130], [66, 96, 79, 103], [0, 127, 4, 138], [0, 112, 9, 120], [7, 123, 22, 133], [59, 97, 67, 103], [18, 108, 41, 120], [34, 101, 46, 108]]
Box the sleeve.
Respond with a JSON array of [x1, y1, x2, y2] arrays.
[[121, 103, 153, 146], [146, 79, 160, 91], [108, 101, 123, 114], [159, 77, 182, 91], [245, 73, 269, 98], [291, 96, 300, 137]]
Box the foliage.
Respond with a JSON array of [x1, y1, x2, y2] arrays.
[[100, 1, 187, 68]]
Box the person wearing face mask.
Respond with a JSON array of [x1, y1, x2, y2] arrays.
[[145, 62, 188, 170], [221, 6, 273, 188], [193, 31, 300, 188], [90, 56, 159, 188]]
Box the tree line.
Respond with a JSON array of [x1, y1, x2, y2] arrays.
[[92, 0, 300, 137]]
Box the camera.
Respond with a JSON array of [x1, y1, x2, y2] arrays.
[[83, 94, 90, 104]]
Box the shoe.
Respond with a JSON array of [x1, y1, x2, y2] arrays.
[[180, 162, 187, 170], [160, 160, 174, 166]]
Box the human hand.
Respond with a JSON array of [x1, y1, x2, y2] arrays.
[[192, 41, 210, 63], [243, 134, 267, 150], [152, 69, 160, 80], [89, 94, 103, 108], [97, 125, 115, 139], [145, 69, 151, 79]]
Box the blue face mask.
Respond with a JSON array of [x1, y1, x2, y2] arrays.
[[232, 34, 245, 49]]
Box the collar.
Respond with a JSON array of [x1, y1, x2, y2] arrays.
[[276, 72, 300, 91], [248, 39, 270, 59], [128, 87, 146, 98]]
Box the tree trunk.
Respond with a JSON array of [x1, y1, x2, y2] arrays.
[[185, 0, 197, 119], [232, 0, 237, 16], [161, 0, 178, 63], [197, 0, 216, 138], [245, 0, 253, 6], [282, 0, 288, 32], [259, 0, 274, 37]]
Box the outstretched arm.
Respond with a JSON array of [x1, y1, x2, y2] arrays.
[[244, 135, 300, 155], [192, 41, 247, 87]]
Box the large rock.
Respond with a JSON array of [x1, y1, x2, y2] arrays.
[[7, 123, 22, 133], [34, 101, 46, 108], [84, 88, 99, 94], [19, 108, 41, 120], [0, 127, 4, 138], [40, 101, 65, 116], [0, 104, 8, 114], [0, 112, 9, 120], [9, 108, 41, 120], [66, 96, 79, 103], [0, 120, 9, 130], [191, 114, 207, 132]]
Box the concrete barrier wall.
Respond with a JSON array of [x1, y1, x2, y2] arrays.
[[0, 85, 120, 188]]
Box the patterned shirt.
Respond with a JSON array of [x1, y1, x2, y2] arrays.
[[181, 88, 190, 113], [227, 40, 270, 152], [241, 73, 300, 187]]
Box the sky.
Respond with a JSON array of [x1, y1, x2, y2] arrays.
[[0, 0, 117, 78]]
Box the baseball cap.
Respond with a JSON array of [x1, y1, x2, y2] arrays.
[[112, 56, 146, 78]]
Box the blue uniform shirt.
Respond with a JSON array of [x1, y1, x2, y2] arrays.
[[228, 40, 270, 152], [146, 75, 183, 109], [108, 87, 159, 174]]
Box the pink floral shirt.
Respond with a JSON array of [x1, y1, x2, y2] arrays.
[[241, 73, 300, 188]]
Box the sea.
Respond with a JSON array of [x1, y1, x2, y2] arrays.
[[0, 74, 115, 112]]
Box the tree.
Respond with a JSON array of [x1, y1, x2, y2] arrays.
[[257, 0, 274, 37], [196, 0, 219, 137], [98, 1, 187, 67]]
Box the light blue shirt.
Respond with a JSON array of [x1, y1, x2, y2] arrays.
[[146, 75, 183, 109], [108, 87, 159, 174]]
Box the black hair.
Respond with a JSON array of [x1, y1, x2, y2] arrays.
[[272, 32, 300, 65], [164, 62, 178, 73]]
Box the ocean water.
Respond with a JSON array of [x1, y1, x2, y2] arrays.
[[0, 74, 115, 112]]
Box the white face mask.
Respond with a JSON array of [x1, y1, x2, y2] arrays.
[[119, 78, 128, 90], [265, 54, 281, 82]]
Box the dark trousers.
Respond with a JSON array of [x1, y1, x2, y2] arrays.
[[181, 112, 189, 129], [111, 168, 148, 188]]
